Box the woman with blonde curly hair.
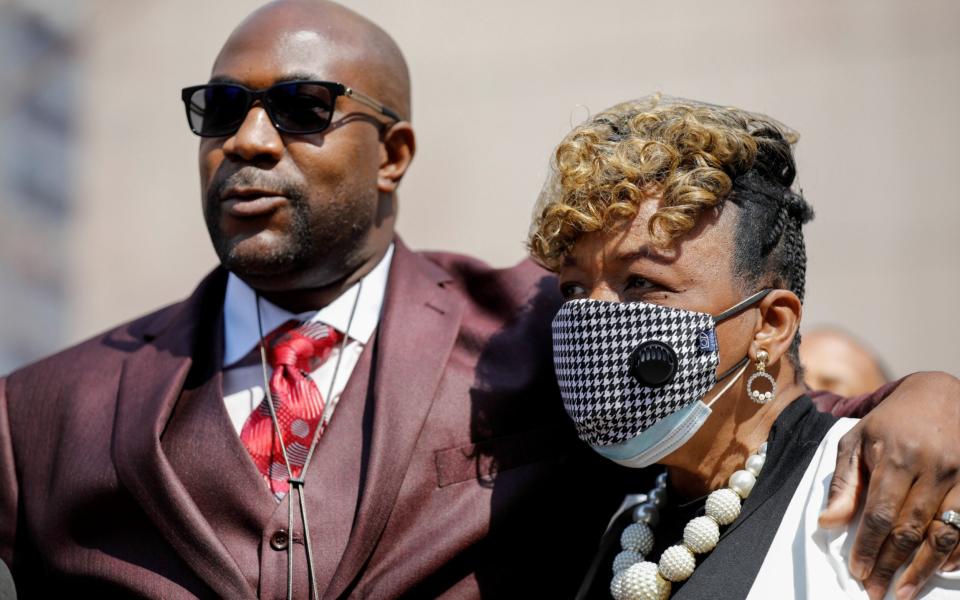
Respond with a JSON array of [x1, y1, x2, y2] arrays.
[[529, 95, 960, 599]]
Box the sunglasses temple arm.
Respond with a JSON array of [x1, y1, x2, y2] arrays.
[[344, 88, 403, 122]]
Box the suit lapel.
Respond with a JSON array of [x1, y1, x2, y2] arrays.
[[324, 241, 465, 599], [112, 269, 255, 599]]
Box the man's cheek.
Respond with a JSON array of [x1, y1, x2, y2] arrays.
[[198, 144, 225, 185]]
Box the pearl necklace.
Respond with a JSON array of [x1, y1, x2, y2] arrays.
[[609, 442, 769, 600]]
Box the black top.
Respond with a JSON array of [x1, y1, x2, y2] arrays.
[[578, 396, 838, 599]]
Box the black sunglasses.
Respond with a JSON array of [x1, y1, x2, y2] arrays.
[[180, 80, 402, 137]]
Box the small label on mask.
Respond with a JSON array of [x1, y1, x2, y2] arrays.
[[698, 329, 718, 353]]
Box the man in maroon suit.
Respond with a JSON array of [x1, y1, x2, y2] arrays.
[[1, 1, 958, 598]]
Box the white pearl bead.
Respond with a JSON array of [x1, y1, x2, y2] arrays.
[[764, 391, 773, 401], [758, 442, 768, 457], [658, 544, 696, 582], [613, 549, 643, 573], [683, 516, 720, 553], [745, 453, 765, 477], [620, 562, 671, 600], [620, 522, 655, 556], [611, 569, 626, 600], [728, 469, 757, 499], [705, 488, 742, 525]]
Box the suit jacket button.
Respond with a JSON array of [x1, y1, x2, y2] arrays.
[[270, 530, 289, 551]]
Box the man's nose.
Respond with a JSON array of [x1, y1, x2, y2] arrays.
[[221, 106, 283, 162]]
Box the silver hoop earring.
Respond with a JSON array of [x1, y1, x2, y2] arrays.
[[746, 349, 776, 404]]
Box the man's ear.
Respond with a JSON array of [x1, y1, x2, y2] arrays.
[[378, 122, 415, 194], [751, 289, 802, 365]]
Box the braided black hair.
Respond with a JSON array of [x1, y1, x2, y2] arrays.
[[726, 127, 814, 368]]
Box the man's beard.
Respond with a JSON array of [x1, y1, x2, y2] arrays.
[[204, 169, 316, 277], [205, 196, 316, 277]]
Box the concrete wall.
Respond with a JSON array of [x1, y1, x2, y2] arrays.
[[9, 0, 960, 376]]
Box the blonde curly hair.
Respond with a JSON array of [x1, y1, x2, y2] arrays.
[[528, 94, 801, 272]]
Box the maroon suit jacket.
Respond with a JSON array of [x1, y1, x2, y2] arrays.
[[0, 240, 646, 598]]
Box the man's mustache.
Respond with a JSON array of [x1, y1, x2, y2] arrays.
[[207, 168, 305, 203]]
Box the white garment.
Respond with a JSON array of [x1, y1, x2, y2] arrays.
[[220, 244, 393, 435], [748, 418, 960, 599]]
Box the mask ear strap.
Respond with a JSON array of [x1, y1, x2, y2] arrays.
[[705, 361, 750, 408], [712, 288, 772, 324], [716, 355, 750, 382], [711, 288, 771, 382]]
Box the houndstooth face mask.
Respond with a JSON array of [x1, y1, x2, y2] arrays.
[[551, 289, 771, 454]]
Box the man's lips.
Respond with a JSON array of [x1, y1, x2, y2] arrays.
[[220, 188, 288, 218]]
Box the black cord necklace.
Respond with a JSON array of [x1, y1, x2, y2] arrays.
[[255, 281, 363, 600]]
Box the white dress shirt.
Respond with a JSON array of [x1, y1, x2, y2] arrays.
[[748, 418, 960, 599], [220, 244, 393, 436]]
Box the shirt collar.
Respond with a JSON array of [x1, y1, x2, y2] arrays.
[[222, 244, 394, 367]]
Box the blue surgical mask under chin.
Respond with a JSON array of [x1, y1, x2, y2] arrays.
[[551, 289, 771, 468], [591, 364, 748, 468]]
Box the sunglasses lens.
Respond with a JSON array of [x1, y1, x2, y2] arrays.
[[186, 85, 249, 136], [267, 82, 335, 133]]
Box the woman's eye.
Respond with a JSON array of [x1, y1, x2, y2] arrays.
[[560, 282, 587, 299], [625, 275, 655, 291]]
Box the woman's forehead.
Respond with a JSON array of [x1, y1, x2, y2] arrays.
[[565, 197, 738, 278]]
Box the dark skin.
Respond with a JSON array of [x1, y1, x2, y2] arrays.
[[199, 2, 959, 596], [559, 197, 806, 498], [199, 0, 415, 314], [822, 372, 960, 599], [558, 194, 960, 599]]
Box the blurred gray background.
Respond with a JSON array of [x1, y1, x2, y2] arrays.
[[1, 0, 958, 376]]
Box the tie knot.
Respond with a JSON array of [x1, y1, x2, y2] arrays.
[[264, 320, 343, 372]]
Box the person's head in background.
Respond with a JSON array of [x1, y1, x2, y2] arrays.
[[800, 327, 890, 396]]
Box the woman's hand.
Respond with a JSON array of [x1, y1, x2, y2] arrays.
[[818, 371, 960, 600]]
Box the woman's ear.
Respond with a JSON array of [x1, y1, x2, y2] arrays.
[[751, 289, 802, 366], [377, 121, 416, 194]]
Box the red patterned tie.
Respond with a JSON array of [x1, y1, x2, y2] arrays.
[[239, 320, 343, 499]]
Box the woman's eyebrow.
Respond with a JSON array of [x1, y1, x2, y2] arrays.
[[614, 247, 650, 263], [560, 244, 674, 270], [615, 244, 677, 266]]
